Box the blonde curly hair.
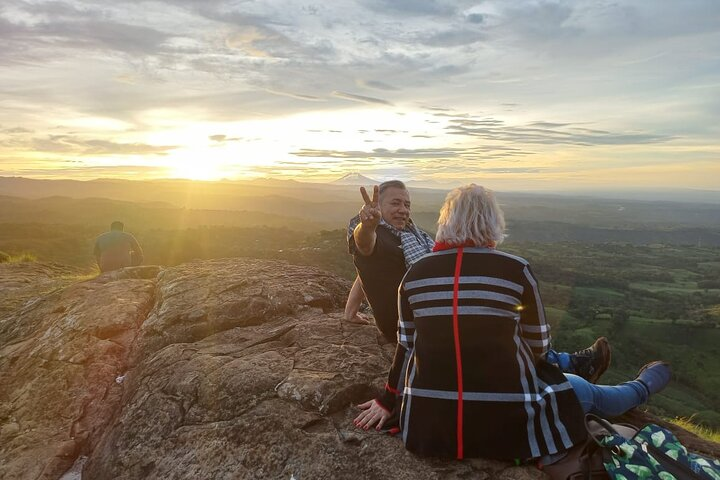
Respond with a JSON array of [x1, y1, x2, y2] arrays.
[[436, 184, 505, 246]]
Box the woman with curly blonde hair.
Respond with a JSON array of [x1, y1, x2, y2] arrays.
[[355, 184, 670, 461]]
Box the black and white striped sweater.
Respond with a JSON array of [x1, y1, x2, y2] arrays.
[[378, 246, 587, 460]]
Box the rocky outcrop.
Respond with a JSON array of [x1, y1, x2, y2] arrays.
[[0, 259, 717, 479], [84, 259, 532, 479], [0, 262, 85, 322], [0, 265, 158, 479]]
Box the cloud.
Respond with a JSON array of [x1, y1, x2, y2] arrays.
[[332, 91, 393, 106], [478, 1, 720, 66], [422, 105, 454, 112], [357, 79, 400, 91], [2, 127, 32, 134], [52, 20, 171, 54], [498, 2, 578, 43], [528, 122, 571, 128], [225, 26, 289, 58], [209, 134, 248, 143], [292, 147, 464, 159], [3, 164, 170, 178], [416, 29, 486, 47], [186, 6, 336, 62], [359, 0, 460, 16], [0, 9, 174, 59], [290, 145, 528, 163], [27, 135, 177, 156], [264, 89, 324, 102], [466, 13, 484, 24], [480, 167, 544, 174], [446, 117, 674, 146], [7, 0, 93, 19], [423, 63, 471, 77], [0, 15, 23, 36]]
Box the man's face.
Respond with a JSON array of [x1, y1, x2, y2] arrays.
[[379, 187, 411, 229]]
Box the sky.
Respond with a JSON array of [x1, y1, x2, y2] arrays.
[[1, 0, 719, 191]]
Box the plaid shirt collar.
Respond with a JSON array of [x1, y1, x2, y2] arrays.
[[348, 215, 434, 268]]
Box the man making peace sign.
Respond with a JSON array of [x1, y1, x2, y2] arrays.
[[347, 180, 435, 343]]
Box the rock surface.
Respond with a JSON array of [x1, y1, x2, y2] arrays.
[[0, 262, 85, 321], [0, 259, 717, 479], [0, 265, 157, 479]]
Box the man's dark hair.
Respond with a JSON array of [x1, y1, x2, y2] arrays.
[[110, 221, 124, 231], [378, 180, 407, 197]]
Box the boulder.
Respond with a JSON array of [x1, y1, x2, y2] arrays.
[[0, 265, 156, 479]]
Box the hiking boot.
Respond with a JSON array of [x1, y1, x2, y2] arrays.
[[636, 361, 671, 396], [569, 337, 611, 383]]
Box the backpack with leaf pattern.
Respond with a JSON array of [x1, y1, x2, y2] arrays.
[[589, 415, 720, 480]]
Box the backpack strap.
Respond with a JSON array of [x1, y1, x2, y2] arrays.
[[585, 414, 623, 446]]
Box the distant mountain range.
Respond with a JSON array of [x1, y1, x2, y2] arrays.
[[1, 176, 720, 230], [331, 173, 379, 185], [3, 175, 720, 204]]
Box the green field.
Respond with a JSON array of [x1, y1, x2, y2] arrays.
[[501, 242, 720, 427]]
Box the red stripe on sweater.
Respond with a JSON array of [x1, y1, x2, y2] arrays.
[[453, 246, 465, 459], [385, 382, 401, 395]]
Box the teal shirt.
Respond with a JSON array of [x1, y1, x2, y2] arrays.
[[93, 230, 143, 272]]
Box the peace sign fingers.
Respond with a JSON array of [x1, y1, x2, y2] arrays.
[[360, 185, 379, 207], [359, 185, 381, 228]]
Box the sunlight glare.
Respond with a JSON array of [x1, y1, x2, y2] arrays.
[[145, 107, 453, 180]]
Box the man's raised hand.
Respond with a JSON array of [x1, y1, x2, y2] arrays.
[[360, 185, 378, 207], [359, 185, 381, 228]]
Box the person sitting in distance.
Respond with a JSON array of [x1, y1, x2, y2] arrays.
[[93, 221, 144, 273]]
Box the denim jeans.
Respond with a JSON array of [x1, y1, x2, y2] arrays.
[[546, 349, 572, 372], [566, 373, 649, 417]]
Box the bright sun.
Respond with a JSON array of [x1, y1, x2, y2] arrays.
[[169, 159, 227, 181]]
